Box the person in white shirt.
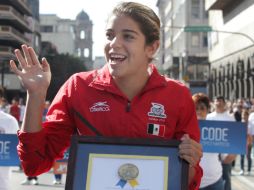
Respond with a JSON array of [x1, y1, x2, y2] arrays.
[[0, 87, 19, 190], [247, 111, 254, 174], [192, 93, 224, 190], [207, 96, 236, 190]]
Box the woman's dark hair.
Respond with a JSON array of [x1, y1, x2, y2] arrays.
[[110, 2, 160, 45], [192, 93, 210, 109]]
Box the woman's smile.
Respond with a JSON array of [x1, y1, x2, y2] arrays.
[[109, 53, 127, 65]]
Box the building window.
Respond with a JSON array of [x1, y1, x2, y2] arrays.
[[203, 35, 208, 47], [1, 26, 10, 31], [84, 48, 89, 57], [80, 30, 85, 39], [77, 48, 81, 57], [191, 0, 200, 18], [35, 35, 39, 47], [40, 25, 53, 33], [191, 34, 200, 47]]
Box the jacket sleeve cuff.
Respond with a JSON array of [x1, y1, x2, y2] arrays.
[[189, 164, 203, 190], [17, 129, 46, 153]]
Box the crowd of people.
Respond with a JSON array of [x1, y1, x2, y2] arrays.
[[0, 90, 62, 186], [193, 94, 254, 190]]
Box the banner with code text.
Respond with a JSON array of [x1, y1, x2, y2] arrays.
[[199, 120, 247, 154], [0, 134, 19, 166]]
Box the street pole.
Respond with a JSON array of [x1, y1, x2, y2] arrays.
[[165, 25, 254, 44], [211, 29, 254, 44]]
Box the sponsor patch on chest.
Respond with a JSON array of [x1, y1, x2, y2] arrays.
[[89, 101, 110, 112]]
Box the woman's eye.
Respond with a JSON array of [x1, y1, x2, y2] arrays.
[[106, 32, 114, 40], [124, 34, 134, 40]]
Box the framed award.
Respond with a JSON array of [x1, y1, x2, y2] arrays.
[[65, 135, 189, 190]]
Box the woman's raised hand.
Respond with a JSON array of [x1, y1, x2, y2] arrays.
[[10, 45, 51, 97]]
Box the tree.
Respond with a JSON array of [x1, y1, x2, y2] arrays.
[[41, 42, 88, 101]]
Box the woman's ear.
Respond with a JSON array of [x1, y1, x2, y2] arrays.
[[146, 40, 160, 58]]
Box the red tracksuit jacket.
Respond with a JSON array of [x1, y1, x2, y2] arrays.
[[18, 64, 202, 189]]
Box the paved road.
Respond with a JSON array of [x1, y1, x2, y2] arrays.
[[231, 154, 254, 190], [232, 174, 254, 190], [9, 155, 254, 190], [10, 167, 66, 190]]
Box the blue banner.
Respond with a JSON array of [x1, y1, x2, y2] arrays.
[[199, 120, 247, 154], [0, 134, 20, 166]]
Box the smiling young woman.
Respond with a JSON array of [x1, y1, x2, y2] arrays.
[[10, 2, 202, 190]]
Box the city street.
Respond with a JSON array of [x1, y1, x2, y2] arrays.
[[9, 155, 254, 190], [10, 167, 66, 190]]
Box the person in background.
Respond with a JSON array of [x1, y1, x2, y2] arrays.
[[0, 97, 9, 113], [0, 86, 20, 190], [192, 93, 224, 190], [248, 108, 254, 175], [19, 98, 26, 127], [207, 96, 236, 190], [233, 99, 243, 122], [9, 97, 20, 123], [42, 100, 50, 122], [239, 109, 252, 175], [10, 2, 203, 190]]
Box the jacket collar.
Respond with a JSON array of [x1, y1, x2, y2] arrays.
[[89, 64, 168, 96]]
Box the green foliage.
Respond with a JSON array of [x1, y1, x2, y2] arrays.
[[45, 53, 88, 101]]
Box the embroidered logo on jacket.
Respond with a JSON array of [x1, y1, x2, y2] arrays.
[[89, 101, 110, 112], [148, 102, 166, 118]]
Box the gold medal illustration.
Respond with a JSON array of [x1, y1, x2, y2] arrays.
[[117, 163, 139, 188]]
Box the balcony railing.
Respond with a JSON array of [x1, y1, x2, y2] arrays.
[[14, 0, 32, 15], [0, 46, 15, 59], [0, 25, 30, 44], [0, 5, 31, 31]]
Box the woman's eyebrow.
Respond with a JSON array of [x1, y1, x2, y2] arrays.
[[122, 29, 139, 35]]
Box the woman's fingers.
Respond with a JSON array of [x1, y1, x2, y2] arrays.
[[41, 57, 50, 72], [9, 60, 22, 76], [14, 49, 27, 69], [28, 47, 41, 67], [179, 135, 203, 166], [21, 44, 33, 66], [14, 45, 42, 71], [179, 154, 196, 166]]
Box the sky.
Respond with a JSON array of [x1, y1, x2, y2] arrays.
[[39, 0, 158, 58]]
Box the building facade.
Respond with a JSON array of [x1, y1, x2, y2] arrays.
[[156, 0, 209, 94], [40, 10, 93, 70], [0, 0, 33, 94], [26, 0, 41, 53], [206, 0, 254, 99]]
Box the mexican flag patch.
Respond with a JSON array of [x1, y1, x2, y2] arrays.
[[147, 123, 165, 137]]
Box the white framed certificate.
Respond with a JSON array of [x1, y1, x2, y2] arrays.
[[86, 154, 168, 190], [65, 136, 189, 190]]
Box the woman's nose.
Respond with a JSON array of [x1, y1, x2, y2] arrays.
[[110, 36, 122, 48]]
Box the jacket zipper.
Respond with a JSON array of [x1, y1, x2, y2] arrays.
[[126, 101, 131, 112]]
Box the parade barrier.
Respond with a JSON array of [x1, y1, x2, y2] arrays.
[[0, 134, 19, 166], [199, 120, 247, 154], [0, 134, 70, 171]]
